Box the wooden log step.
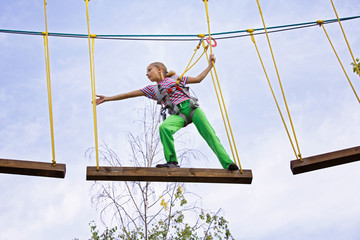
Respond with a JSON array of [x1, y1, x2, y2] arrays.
[[0, 158, 66, 178], [290, 145, 360, 175], [87, 166, 252, 184]]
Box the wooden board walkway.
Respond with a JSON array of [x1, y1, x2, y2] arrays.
[[290, 145, 360, 175], [87, 166, 252, 184], [0, 158, 66, 178]]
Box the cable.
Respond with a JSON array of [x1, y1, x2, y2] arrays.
[[0, 16, 359, 41]]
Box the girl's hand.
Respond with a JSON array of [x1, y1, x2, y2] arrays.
[[209, 54, 216, 66], [94, 95, 106, 105]]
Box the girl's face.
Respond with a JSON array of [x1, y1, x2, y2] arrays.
[[146, 65, 163, 83]]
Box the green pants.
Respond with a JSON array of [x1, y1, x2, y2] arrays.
[[159, 100, 234, 169]]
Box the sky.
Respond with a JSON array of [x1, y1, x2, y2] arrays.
[[1, 0, 360, 239]]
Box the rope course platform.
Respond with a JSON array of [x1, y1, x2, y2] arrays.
[[86, 166, 252, 184], [290, 146, 360, 175], [0, 158, 66, 178]]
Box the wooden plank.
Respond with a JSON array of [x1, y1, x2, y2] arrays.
[[290, 146, 360, 175], [0, 158, 66, 178], [87, 166, 252, 184]]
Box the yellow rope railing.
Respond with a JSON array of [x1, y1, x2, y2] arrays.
[[202, 41, 237, 166], [331, 0, 360, 78], [203, 0, 242, 171], [85, 0, 100, 170], [317, 20, 360, 103], [43, 0, 56, 166], [177, 36, 209, 84], [256, 0, 302, 161], [247, 29, 299, 159]]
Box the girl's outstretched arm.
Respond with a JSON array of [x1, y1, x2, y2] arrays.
[[95, 89, 145, 105], [187, 54, 216, 84]]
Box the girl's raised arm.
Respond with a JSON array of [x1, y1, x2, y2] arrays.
[[95, 89, 145, 105], [187, 54, 216, 84]]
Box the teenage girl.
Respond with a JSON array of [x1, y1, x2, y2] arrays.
[[95, 54, 239, 170]]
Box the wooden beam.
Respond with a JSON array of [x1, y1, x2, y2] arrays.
[[87, 166, 252, 184], [290, 146, 360, 175], [0, 158, 66, 178]]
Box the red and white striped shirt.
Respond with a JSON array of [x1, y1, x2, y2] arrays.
[[140, 75, 189, 106]]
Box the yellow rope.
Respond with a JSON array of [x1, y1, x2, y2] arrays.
[[43, 0, 56, 166], [85, 0, 99, 170], [203, 0, 242, 171], [202, 41, 237, 166], [256, 0, 302, 160], [185, 48, 208, 74], [177, 40, 206, 84], [247, 29, 299, 159], [331, 0, 360, 78], [317, 21, 360, 103]]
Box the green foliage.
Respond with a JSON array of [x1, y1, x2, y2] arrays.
[[89, 187, 234, 240], [351, 58, 360, 75]]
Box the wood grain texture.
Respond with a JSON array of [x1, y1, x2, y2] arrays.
[[87, 166, 252, 184], [0, 158, 66, 178], [291, 146, 360, 175]]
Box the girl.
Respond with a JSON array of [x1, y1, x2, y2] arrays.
[[95, 54, 239, 170]]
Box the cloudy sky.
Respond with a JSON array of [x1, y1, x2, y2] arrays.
[[1, 0, 360, 239]]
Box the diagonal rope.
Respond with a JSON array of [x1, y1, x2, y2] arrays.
[[256, 0, 302, 161], [247, 29, 299, 159], [177, 37, 208, 84], [331, 0, 360, 78], [317, 20, 360, 103]]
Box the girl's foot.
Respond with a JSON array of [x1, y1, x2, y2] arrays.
[[228, 163, 239, 171], [156, 161, 180, 168]]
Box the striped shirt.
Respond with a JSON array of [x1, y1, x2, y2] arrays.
[[140, 75, 189, 106]]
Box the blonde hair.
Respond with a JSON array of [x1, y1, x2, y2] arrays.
[[150, 62, 176, 78]]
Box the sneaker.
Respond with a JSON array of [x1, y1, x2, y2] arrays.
[[156, 161, 180, 168], [228, 163, 239, 171]]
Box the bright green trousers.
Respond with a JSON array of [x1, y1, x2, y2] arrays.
[[159, 100, 234, 169]]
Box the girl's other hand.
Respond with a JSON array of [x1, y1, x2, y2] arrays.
[[94, 95, 106, 105], [209, 54, 216, 66]]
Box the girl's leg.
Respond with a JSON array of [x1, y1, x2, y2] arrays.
[[159, 114, 185, 163], [191, 108, 234, 169]]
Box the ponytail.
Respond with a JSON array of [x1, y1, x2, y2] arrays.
[[165, 70, 176, 78], [149, 62, 176, 78]]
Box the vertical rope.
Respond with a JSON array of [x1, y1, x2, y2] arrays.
[[202, 41, 237, 164], [256, 0, 302, 160], [85, 0, 99, 170], [317, 21, 360, 103], [203, 0, 242, 171], [43, 0, 56, 166]]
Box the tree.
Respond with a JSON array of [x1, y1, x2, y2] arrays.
[[87, 101, 234, 240], [351, 58, 360, 75]]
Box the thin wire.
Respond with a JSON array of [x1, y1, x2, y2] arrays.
[[0, 16, 358, 41]]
